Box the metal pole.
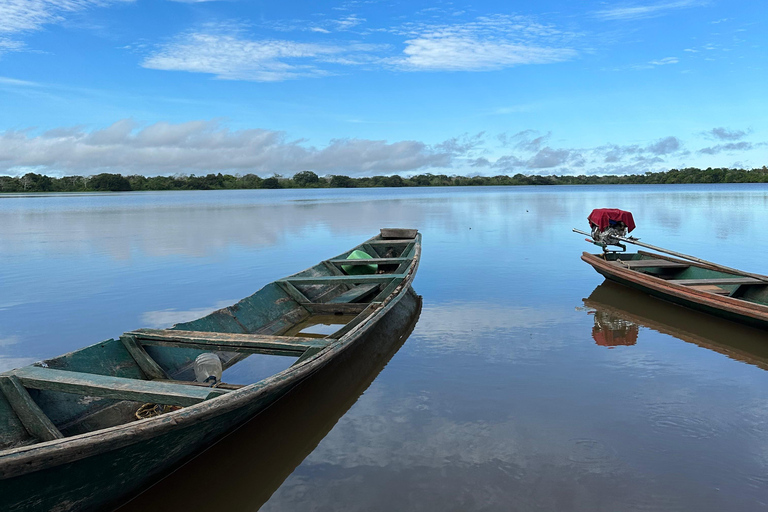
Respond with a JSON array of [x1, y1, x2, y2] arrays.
[[573, 228, 768, 283]]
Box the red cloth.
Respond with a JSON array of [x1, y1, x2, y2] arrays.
[[588, 208, 635, 233]]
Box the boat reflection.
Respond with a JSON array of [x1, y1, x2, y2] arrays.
[[117, 289, 422, 512], [583, 281, 768, 369]]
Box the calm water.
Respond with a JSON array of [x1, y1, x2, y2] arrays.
[[2, 185, 768, 511]]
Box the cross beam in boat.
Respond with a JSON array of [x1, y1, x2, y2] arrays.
[[615, 259, 690, 269], [327, 258, 410, 265], [282, 274, 406, 285], [674, 277, 763, 286], [365, 239, 414, 245], [11, 366, 228, 407], [128, 329, 334, 356]]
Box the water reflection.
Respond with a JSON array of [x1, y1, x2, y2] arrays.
[[583, 281, 768, 369], [117, 291, 422, 512]]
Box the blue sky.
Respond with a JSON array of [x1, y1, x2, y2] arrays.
[[0, 0, 765, 177]]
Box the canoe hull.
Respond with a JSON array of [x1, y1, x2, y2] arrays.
[[0, 287, 421, 512], [0, 232, 421, 511], [583, 252, 768, 331]]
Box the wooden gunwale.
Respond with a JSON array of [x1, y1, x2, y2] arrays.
[[582, 251, 768, 322], [0, 232, 421, 480]]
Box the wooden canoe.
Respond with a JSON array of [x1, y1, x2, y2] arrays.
[[583, 281, 768, 370], [0, 229, 421, 511], [582, 250, 768, 330]]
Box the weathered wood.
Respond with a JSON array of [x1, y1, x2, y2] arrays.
[[322, 260, 347, 277], [616, 259, 690, 269], [302, 303, 371, 315], [380, 228, 418, 239], [327, 283, 380, 304], [328, 303, 379, 339], [0, 375, 63, 442], [12, 366, 227, 407], [328, 258, 409, 265], [361, 243, 380, 258], [276, 281, 312, 307], [283, 275, 404, 285], [687, 285, 731, 295], [119, 335, 168, 380], [371, 278, 404, 302], [129, 329, 331, 355], [291, 347, 325, 367], [366, 239, 415, 245], [674, 277, 763, 286], [151, 379, 244, 391]]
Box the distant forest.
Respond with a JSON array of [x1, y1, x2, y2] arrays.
[[2, 167, 768, 193]]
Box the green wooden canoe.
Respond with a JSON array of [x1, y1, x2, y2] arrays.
[[0, 229, 421, 511], [582, 250, 768, 330]]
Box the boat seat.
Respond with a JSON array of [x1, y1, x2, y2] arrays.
[[10, 366, 228, 407], [687, 285, 731, 295], [128, 329, 332, 356], [674, 277, 764, 286], [617, 259, 690, 269], [327, 283, 380, 304]]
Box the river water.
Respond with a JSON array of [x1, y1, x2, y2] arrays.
[[1, 185, 767, 511]]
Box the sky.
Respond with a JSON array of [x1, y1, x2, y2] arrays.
[[0, 0, 766, 177]]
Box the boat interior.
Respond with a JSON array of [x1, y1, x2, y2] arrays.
[[601, 250, 768, 304], [0, 229, 420, 450]]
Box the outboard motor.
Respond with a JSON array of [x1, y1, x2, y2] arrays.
[[588, 208, 636, 251]]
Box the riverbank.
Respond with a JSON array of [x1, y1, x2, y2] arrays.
[[2, 166, 768, 193]]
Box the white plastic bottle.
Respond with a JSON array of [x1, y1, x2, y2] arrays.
[[194, 353, 223, 386]]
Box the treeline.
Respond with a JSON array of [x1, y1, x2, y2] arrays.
[[2, 167, 768, 193]]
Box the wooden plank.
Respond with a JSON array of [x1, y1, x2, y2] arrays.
[[129, 329, 331, 355], [276, 280, 312, 308], [327, 283, 380, 304], [688, 285, 731, 295], [328, 258, 409, 265], [366, 239, 415, 245], [0, 375, 63, 442], [284, 275, 404, 285], [151, 379, 244, 391], [302, 303, 371, 315], [617, 259, 690, 269], [362, 243, 380, 258], [291, 347, 325, 367], [11, 366, 227, 407], [674, 277, 763, 286], [328, 303, 379, 339], [119, 335, 168, 380], [322, 260, 347, 276], [372, 276, 405, 302], [380, 228, 418, 239]]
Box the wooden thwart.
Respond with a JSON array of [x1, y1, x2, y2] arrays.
[[365, 239, 414, 245], [617, 259, 690, 269], [674, 277, 763, 286], [11, 366, 227, 407], [283, 274, 404, 285], [129, 329, 332, 356], [328, 258, 409, 265], [301, 303, 371, 315], [0, 375, 63, 442]]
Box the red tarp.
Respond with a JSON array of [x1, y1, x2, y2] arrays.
[[588, 208, 636, 233]]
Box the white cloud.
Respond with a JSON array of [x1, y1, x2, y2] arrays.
[[142, 14, 578, 81], [594, 0, 704, 21], [0, 119, 456, 175], [143, 31, 346, 81], [0, 0, 132, 55], [396, 15, 578, 71], [648, 57, 679, 66]]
